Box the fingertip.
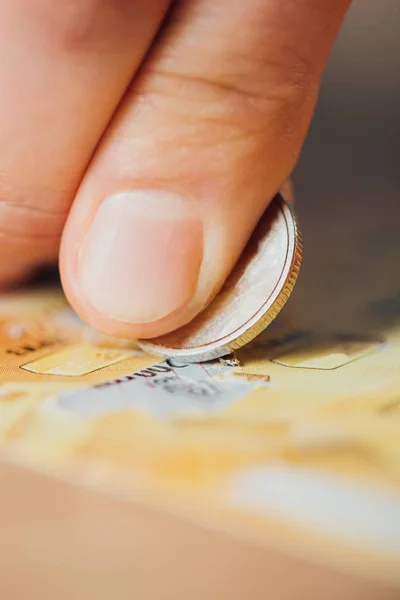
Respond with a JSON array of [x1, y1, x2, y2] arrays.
[[60, 189, 206, 339]]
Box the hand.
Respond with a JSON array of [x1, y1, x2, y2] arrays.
[[0, 0, 350, 338]]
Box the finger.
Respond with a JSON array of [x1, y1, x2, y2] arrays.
[[0, 0, 170, 270], [61, 0, 350, 338], [0, 262, 34, 290], [281, 180, 295, 204]]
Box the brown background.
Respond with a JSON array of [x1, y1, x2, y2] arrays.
[[291, 0, 400, 337]]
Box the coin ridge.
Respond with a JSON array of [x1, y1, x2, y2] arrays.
[[227, 230, 302, 353]]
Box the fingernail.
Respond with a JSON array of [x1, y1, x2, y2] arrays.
[[78, 190, 203, 323]]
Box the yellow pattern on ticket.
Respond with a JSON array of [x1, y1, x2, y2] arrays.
[[0, 287, 400, 584], [21, 343, 136, 376]]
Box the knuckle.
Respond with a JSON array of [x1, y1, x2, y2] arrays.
[[140, 57, 315, 141], [224, 37, 317, 121], [127, 55, 318, 188]]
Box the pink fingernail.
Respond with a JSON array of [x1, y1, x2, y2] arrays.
[[78, 190, 203, 323]]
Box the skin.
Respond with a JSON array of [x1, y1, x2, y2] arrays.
[[0, 0, 351, 338]]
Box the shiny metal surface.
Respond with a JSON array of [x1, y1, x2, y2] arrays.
[[139, 194, 302, 362]]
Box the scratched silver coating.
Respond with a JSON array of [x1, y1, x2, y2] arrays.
[[139, 193, 302, 363]]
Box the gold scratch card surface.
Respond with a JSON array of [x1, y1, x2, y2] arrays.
[[0, 286, 399, 583]]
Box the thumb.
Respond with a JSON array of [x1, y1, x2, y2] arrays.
[[60, 0, 350, 339]]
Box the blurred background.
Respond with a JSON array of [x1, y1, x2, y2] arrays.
[[290, 0, 400, 337]]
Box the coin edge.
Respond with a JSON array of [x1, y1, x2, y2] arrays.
[[139, 195, 303, 363]]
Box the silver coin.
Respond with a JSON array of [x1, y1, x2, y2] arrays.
[[139, 193, 302, 363]]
